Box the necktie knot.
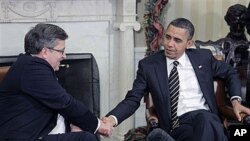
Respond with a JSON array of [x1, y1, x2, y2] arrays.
[[173, 61, 179, 67]]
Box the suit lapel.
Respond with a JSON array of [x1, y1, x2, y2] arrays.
[[186, 50, 215, 112], [186, 51, 208, 94], [154, 52, 168, 95], [153, 52, 171, 115]]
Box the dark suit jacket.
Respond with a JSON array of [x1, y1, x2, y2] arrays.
[[107, 49, 241, 132], [0, 54, 98, 140]]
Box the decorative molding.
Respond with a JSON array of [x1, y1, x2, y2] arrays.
[[124, 1, 135, 14], [0, 0, 113, 22], [8, 2, 52, 17], [113, 0, 139, 31], [113, 21, 141, 31], [1, 1, 56, 22]]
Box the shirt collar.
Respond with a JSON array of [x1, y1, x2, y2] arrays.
[[166, 52, 187, 67]]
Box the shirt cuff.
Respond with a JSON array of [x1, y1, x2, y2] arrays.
[[230, 96, 242, 102], [109, 115, 118, 127], [94, 118, 101, 134]]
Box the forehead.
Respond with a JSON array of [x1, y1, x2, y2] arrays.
[[54, 39, 65, 48], [165, 25, 188, 40]]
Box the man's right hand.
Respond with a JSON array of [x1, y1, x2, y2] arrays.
[[98, 117, 115, 137]]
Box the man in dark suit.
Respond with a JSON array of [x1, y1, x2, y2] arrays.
[[0, 23, 112, 141], [102, 18, 250, 141]]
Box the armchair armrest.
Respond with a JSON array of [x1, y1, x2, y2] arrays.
[[144, 93, 159, 133], [243, 115, 250, 125]]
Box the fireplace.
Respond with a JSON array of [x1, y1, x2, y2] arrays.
[[56, 53, 100, 117], [0, 53, 100, 118]]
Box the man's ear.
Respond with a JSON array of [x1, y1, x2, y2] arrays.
[[38, 48, 49, 59], [187, 40, 194, 48]]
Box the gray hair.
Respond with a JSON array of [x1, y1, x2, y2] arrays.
[[24, 23, 68, 54]]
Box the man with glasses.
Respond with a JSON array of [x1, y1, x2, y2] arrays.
[[0, 23, 113, 141]]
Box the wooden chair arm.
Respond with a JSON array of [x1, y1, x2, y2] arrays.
[[0, 66, 10, 82], [144, 93, 159, 133], [215, 79, 250, 127]]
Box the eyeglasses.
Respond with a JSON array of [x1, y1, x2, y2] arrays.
[[49, 48, 65, 54]]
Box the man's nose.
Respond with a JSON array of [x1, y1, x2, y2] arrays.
[[167, 39, 175, 47], [62, 52, 66, 58]]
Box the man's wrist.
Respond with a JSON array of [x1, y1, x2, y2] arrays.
[[108, 115, 118, 127], [231, 97, 242, 104]]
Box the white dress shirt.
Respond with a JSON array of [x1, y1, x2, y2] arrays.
[[167, 53, 209, 117], [49, 114, 66, 134], [110, 52, 241, 126], [48, 114, 101, 134]]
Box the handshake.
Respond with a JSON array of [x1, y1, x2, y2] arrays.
[[70, 116, 116, 137], [98, 116, 116, 137]]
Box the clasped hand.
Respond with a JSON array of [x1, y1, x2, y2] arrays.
[[70, 117, 115, 137], [98, 117, 115, 137], [232, 100, 250, 122]]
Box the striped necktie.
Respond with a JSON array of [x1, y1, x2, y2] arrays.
[[169, 61, 180, 130]]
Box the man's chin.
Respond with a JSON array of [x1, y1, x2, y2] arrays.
[[54, 66, 60, 71], [165, 54, 176, 59]]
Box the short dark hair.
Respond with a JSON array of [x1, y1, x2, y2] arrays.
[[24, 23, 68, 54], [167, 18, 195, 40]]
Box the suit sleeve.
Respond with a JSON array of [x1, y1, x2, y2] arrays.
[[107, 60, 147, 125], [210, 51, 242, 98]]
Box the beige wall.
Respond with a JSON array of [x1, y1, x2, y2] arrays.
[[135, 0, 250, 47]]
